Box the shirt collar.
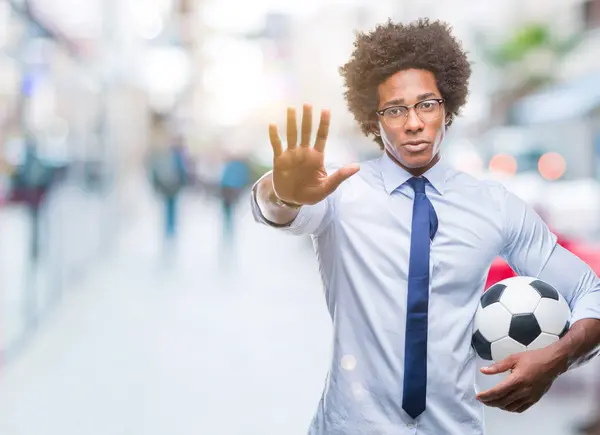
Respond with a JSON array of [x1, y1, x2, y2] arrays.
[[379, 151, 448, 195]]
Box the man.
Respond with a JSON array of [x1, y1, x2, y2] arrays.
[[219, 155, 251, 240], [12, 140, 55, 262], [250, 19, 600, 434], [148, 134, 188, 242]]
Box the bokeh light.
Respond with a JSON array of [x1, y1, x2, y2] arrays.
[[538, 152, 566, 180], [489, 153, 518, 175]]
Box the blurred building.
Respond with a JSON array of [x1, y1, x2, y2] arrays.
[[0, 0, 199, 358]]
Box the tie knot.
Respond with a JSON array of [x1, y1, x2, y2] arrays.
[[408, 177, 426, 194]]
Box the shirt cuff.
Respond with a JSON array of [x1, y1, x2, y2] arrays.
[[250, 171, 329, 236]]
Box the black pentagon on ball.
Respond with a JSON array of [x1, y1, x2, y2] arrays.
[[529, 279, 559, 301], [559, 321, 570, 338], [481, 283, 507, 308], [472, 330, 493, 361], [509, 313, 542, 346]]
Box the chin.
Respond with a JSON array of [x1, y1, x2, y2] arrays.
[[387, 147, 435, 170], [399, 154, 433, 169]]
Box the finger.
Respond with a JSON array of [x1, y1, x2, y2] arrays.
[[286, 107, 298, 149], [484, 387, 530, 409], [323, 164, 360, 196], [476, 376, 520, 402], [300, 104, 312, 147], [505, 398, 530, 413], [513, 401, 533, 414], [314, 109, 331, 153], [269, 124, 283, 158], [481, 355, 517, 375], [483, 394, 519, 409]]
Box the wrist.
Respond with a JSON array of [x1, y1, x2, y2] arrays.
[[270, 180, 303, 209], [269, 189, 302, 209], [546, 340, 572, 375], [274, 195, 303, 209]]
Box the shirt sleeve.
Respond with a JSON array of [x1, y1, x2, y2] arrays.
[[537, 245, 600, 325], [538, 245, 600, 367], [249, 168, 338, 237], [499, 187, 558, 277], [501, 187, 600, 366]]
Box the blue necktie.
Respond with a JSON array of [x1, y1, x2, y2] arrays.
[[402, 177, 438, 419]]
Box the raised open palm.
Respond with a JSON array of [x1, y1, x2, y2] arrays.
[[269, 104, 360, 206]]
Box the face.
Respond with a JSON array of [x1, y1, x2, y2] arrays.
[[376, 69, 448, 175]]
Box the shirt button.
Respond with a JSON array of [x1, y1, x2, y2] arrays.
[[407, 423, 415, 429]]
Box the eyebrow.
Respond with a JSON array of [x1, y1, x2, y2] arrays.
[[382, 92, 438, 108]]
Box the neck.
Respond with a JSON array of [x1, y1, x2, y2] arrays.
[[386, 151, 440, 177]]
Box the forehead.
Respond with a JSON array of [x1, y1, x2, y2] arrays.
[[377, 69, 440, 105]]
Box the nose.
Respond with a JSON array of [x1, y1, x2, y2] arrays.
[[404, 108, 424, 134]]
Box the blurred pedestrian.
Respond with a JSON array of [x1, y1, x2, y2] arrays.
[[148, 134, 188, 244], [219, 155, 250, 241], [11, 139, 55, 262]]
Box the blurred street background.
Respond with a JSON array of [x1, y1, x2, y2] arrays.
[[1, 0, 600, 434]]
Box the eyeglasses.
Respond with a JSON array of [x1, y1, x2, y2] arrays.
[[376, 98, 445, 128]]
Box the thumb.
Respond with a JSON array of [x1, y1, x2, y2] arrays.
[[324, 163, 360, 195], [480, 355, 516, 375]]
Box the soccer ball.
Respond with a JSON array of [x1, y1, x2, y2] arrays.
[[471, 276, 571, 362]]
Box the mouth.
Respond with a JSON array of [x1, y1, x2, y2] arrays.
[[402, 140, 431, 153]]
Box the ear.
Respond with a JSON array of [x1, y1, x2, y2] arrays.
[[367, 120, 381, 137], [445, 113, 452, 126]]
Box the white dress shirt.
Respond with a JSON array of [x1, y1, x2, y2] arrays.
[[250, 152, 600, 435]]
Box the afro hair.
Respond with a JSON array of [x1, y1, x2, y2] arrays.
[[339, 18, 472, 148]]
